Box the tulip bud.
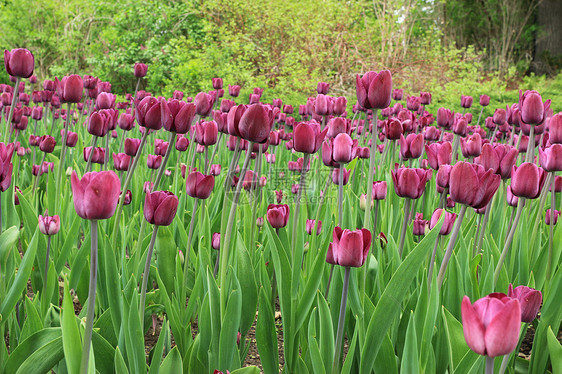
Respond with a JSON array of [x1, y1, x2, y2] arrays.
[[71, 171, 121, 220], [391, 166, 431, 199], [460, 95, 473, 109], [144, 190, 179, 226], [326, 226, 371, 267], [510, 163, 546, 199], [39, 135, 56, 153], [4, 49, 34, 78], [134, 63, 148, 78], [306, 219, 322, 235], [266, 204, 290, 228], [186, 172, 215, 199], [38, 212, 60, 235], [545, 209, 560, 225], [449, 162, 500, 208], [412, 213, 429, 236], [212, 232, 221, 250], [356, 70, 392, 110], [508, 284, 542, 323], [430, 208, 457, 235]]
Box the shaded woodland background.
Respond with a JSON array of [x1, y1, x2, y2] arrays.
[[1, 0, 561, 109]]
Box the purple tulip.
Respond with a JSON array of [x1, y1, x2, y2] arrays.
[[326, 226, 371, 267], [71, 171, 121, 220], [144, 190, 179, 226]]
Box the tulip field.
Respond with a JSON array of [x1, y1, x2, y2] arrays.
[[1, 48, 562, 374]]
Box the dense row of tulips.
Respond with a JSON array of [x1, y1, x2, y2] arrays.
[[0, 47, 561, 374]]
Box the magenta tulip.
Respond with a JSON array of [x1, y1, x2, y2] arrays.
[[144, 190, 179, 226], [326, 226, 371, 267], [38, 212, 61, 235], [508, 284, 542, 323], [510, 163, 546, 199], [186, 171, 215, 199], [71, 171, 121, 220], [355, 70, 392, 110], [4, 49, 34, 78], [266, 204, 290, 228], [391, 166, 432, 199], [449, 162, 501, 209]]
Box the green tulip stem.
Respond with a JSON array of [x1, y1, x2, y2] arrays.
[[437, 204, 468, 290], [398, 198, 412, 258], [476, 106, 484, 128], [84, 136, 98, 173], [546, 173, 556, 283], [363, 109, 378, 230], [220, 143, 254, 317], [332, 266, 351, 374], [55, 103, 71, 212], [249, 145, 263, 251], [80, 220, 98, 374], [140, 225, 159, 321], [338, 164, 344, 227], [526, 125, 535, 163], [111, 130, 149, 250], [291, 153, 310, 257], [134, 78, 141, 100], [182, 199, 199, 304], [3, 77, 20, 143], [485, 356, 494, 374], [42, 235, 52, 304], [32, 152, 47, 195], [493, 198, 526, 287], [475, 202, 492, 256], [153, 132, 176, 191], [0, 193, 2, 234]]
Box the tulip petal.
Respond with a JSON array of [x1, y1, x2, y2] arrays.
[[485, 299, 521, 357], [461, 296, 486, 356]]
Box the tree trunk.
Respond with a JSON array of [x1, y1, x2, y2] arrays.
[[533, 0, 562, 75]]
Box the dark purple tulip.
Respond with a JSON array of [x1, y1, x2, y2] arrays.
[[549, 113, 562, 144], [356, 70, 392, 110], [413, 213, 429, 236], [238, 104, 273, 144], [65, 131, 78, 147], [437, 108, 455, 129], [136, 97, 163, 130], [176, 136, 189, 152], [479, 95, 490, 106], [385, 118, 403, 140], [425, 142, 452, 170], [71, 171, 121, 220], [195, 120, 218, 146], [421, 91, 432, 105], [460, 95, 473, 109], [266, 204, 290, 228], [326, 227, 371, 267], [88, 111, 110, 137], [539, 144, 562, 172], [508, 284, 542, 323], [545, 209, 560, 225], [228, 84, 240, 97], [391, 166, 431, 199], [453, 117, 468, 136], [4, 49, 34, 78], [449, 162, 501, 209], [393, 89, 403, 101], [331, 133, 353, 163], [117, 113, 135, 131], [372, 181, 387, 200], [55, 75, 83, 103], [406, 96, 421, 111], [194, 92, 214, 117], [519, 90, 550, 125], [493, 109, 507, 125], [430, 208, 457, 235], [113, 153, 131, 171], [333, 96, 347, 116], [317, 82, 330, 94], [399, 133, 424, 160], [124, 138, 141, 157], [212, 77, 223, 90], [460, 133, 483, 158], [164, 100, 196, 134], [436, 164, 452, 189], [144, 190, 178, 226], [186, 171, 215, 199], [39, 135, 56, 153], [147, 154, 162, 170], [134, 63, 148, 78], [510, 163, 546, 199], [83, 147, 105, 164], [332, 167, 351, 185]]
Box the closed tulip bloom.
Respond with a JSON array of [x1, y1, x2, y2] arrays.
[[539, 145, 562, 172], [549, 113, 562, 144], [460, 95, 473, 109], [195, 120, 218, 146], [38, 212, 60, 235], [430, 208, 457, 235], [317, 82, 330, 94], [453, 117, 468, 136], [144, 190, 179, 226], [494, 144, 518, 179], [124, 138, 141, 157], [134, 63, 148, 78], [88, 111, 110, 137], [510, 163, 546, 199], [136, 96, 164, 130], [437, 108, 455, 129], [238, 104, 274, 144], [306, 219, 322, 235], [449, 162, 501, 209], [56, 75, 83, 103], [326, 117, 349, 138], [385, 118, 403, 140], [147, 154, 162, 170], [506, 186, 519, 207], [356, 70, 392, 110], [39, 135, 56, 153], [0, 143, 14, 192], [413, 213, 429, 236], [460, 133, 483, 158], [194, 92, 214, 117], [461, 294, 521, 357], [372, 181, 387, 200], [186, 171, 215, 199], [96, 92, 115, 110], [421, 91, 432, 105], [519, 90, 550, 125], [493, 109, 507, 125], [164, 100, 196, 134], [31, 106, 43, 120], [332, 167, 351, 185], [210, 164, 221, 176], [508, 284, 542, 323], [118, 112, 135, 131], [545, 209, 560, 225], [113, 153, 131, 171], [228, 85, 240, 97], [436, 164, 453, 189], [399, 133, 424, 160], [4, 49, 34, 78], [65, 131, 78, 147], [212, 77, 223, 90], [332, 133, 353, 163], [425, 142, 452, 170], [406, 96, 421, 111], [326, 227, 371, 267], [479, 95, 490, 106], [71, 171, 121, 220], [314, 94, 331, 116], [391, 166, 432, 199], [83, 147, 105, 164], [333, 96, 347, 116], [266, 204, 290, 228]]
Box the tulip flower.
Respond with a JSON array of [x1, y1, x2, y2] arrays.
[[163, 100, 196, 134], [236, 104, 274, 144], [266, 204, 290, 228], [425, 141, 452, 170], [134, 63, 148, 78], [355, 70, 392, 109], [326, 226, 371, 268], [144, 190, 178, 227], [539, 145, 562, 172], [449, 162, 501, 209], [461, 294, 521, 360], [38, 212, 61, 236], [437, 108, 455, 129], [71, 171, 121, 220], [124, 138, 141, 157], [147, 154, 162, 170], [372, 181, 387, 200], [0, 143, 14, 193], [332, 133, 354, 163], [545, 209, 560, 225], [4, 49, 34, 78], [508, 284, 542, 323], [136, 97, 165, 130], [306, 219, 322, 235], [519, 90, 550, 125], [393, 89, 403, 100], [228, 84, 240, 97], [413, 213, 429, 236], [195, 120, 219, 146], [460, 95, 473, 109], [549, 113, 562, 144], [460, 133, 483, 158], [510, 163, 546, 199], [186, 171, 215, 199], [391, 166, 431, 200], [194, 91, 214, 117], [331, 167, 351, 185], [113, 153, 131, 171], [399, 133, 424, 160], [430, 209, 457, 235], [56, 75, 83, 103], [479, 95, 490, 106]]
